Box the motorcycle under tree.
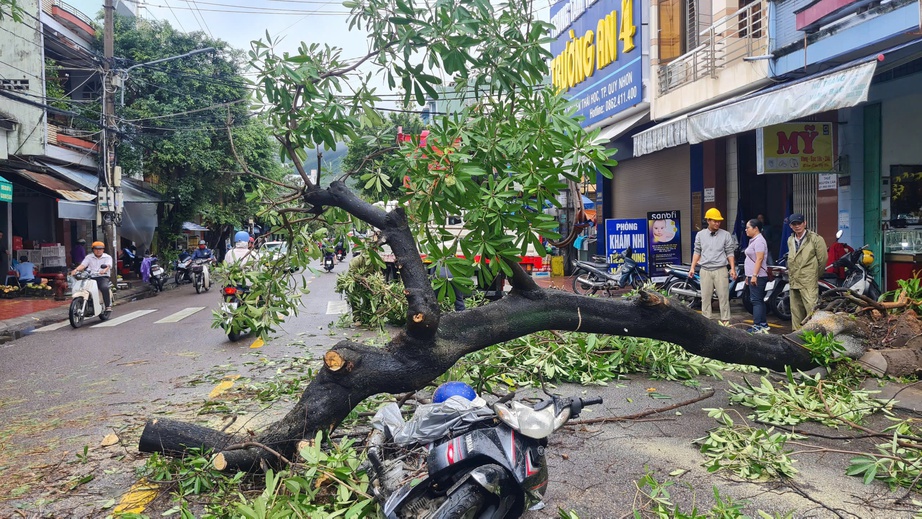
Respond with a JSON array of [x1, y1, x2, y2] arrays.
[[365, 390, 603, 518], [663, 263, 745, 309]]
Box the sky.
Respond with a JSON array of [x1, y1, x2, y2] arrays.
[[67, 0, 371, 61]]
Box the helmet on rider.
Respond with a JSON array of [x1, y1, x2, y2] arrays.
[[234, 231, 250, 245], [704, 208, 724, 221], [432, 381, 477, 404], [198, 239, 207, 249], [91, 241, 105, 250]]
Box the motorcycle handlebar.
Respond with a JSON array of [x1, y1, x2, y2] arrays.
[[581, 397, 603, 406]]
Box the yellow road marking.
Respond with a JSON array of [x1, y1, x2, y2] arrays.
[[249, 337, 265, 349], [114, 478, 159, 513], [208, 374, 242, 399]]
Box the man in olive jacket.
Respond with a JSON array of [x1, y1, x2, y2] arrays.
[[786, 213, 827, 330]]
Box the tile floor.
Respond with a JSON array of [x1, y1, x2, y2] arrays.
[[0, 297, 69, 321]]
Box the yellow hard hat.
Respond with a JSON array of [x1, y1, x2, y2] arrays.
[[704, 208, 724, 221], [861, 249, 874, 267]]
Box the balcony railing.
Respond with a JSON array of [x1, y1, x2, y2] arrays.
[[43, 0, 96, 38], [657, 1, 767, 96], [49, 124, 99, 153]]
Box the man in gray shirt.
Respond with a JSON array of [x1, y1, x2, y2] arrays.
[[688, 208, 737, 324]]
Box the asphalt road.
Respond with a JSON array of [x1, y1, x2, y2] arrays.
[[0, 262, 912, 518]]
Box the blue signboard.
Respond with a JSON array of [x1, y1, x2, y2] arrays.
[[549, 0, 643, 128], [647, 210, 682, 278], [604, 218, 648, 273]]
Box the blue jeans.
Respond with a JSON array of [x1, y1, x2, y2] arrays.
[[749, 276, 768, 327]]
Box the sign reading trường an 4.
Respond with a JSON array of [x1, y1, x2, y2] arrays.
[[549, 0, 643, 128]]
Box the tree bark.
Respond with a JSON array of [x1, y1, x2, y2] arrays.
[[138, 180, 818, 471]]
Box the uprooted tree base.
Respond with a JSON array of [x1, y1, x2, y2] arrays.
[[139, 183, 824, 473], [803, 288, 922, 377]]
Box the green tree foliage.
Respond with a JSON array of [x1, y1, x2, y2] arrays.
[[0, 0, 22, 22], [109, 15, 286, 249], [343, 111, 427, 200]]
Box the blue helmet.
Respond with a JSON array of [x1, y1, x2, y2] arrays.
[[433, 381, 477, 404], [234, 231, 250, 243]]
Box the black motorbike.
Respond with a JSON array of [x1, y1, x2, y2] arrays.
[[662, 263, 745, 309], [570, 246, 651, 295], [366, 392, 602, 518], [220, 284, 249, 342], [173, 254, 193, 285], [323, 249, 336, 272], [335, 242, 347, 262]]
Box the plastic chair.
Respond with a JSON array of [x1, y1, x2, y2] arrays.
[[4, 270, 17, 286]]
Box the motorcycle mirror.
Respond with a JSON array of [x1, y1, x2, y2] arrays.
[[836, 229, 844, 240]]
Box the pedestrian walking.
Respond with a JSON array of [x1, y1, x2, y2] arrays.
[[744, 219, 769, 333], [688, 208, 737, 325], [785, 213, 827, 330]]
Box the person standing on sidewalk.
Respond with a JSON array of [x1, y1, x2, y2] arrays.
[[688, 208, 738, 325], [744, 219, 769, 333], [786, 213, 827, 330]]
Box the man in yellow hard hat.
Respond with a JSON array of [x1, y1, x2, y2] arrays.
[[688, 208, 738, 325]]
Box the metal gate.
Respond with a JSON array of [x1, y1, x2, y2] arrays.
[[793, 173, 818, 226]]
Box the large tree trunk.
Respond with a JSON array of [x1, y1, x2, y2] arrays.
[[138, 181, 818, 471]]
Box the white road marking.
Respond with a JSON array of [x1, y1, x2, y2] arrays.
[[326, 300, 349, 315], [34, 321, 71, 332], [154, 307, 206, 323], [94, 309, 158, 327]]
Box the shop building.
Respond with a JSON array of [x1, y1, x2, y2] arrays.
[[0, 0, 159, 276]]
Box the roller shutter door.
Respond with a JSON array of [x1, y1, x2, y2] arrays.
[[611, 144, 692, 261]]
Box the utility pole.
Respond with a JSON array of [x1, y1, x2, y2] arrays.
[[100, 0, 121, 284]]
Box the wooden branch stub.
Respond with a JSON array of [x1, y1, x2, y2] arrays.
[[325, 350, 347, 372], [413, 313, 425, 323], [213, 452, 227, 471], [297, 439, 311, 457]]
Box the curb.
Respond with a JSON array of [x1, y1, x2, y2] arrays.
[[0, 283, 159, 339]]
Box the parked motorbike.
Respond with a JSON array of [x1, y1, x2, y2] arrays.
[[149, 256, 165, 292], [173, 255, 193, 285], [663, 263, 745, 309], [742, 263, 790, 320], [365, 389, 603, 518], [69, 271, 112, 328], [571, 247, 651, 295], [191, 258, 213, 294]]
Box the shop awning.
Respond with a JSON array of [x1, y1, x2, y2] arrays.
[[58, 200, 96, 220], [686, 60, 876, 143], [633, 58, 878, 157], [8, 168, 95, 201], [595, 110, 650, 142], [0, 175, 11, 202], [43, 162, 163, 203], [182, 221, 209, 231]]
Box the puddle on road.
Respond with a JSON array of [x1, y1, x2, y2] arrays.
[[0, 327, 35, 345]]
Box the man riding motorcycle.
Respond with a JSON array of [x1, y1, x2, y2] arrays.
[[225, 231, 258, 267], [192, 239, 214, 261], [70, 241, 113, 312]]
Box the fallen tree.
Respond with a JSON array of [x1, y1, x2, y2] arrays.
[[138, 0, 829, 471], [139, 183, 819, 470]]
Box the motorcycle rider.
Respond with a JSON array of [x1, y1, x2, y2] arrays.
[[70, 241, 113, 312], [225, 231, 258, 266], [192, 239, 214, 261]]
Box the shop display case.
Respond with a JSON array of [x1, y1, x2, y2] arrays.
[[884, 229, 922, 292]]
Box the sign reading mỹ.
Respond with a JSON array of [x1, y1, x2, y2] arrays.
[[756, 122, 836, 174], [549, 0, 643, 128]]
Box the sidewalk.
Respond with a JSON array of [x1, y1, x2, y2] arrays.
[[531, 274, 793, 334], [0, 280, 158, 340]]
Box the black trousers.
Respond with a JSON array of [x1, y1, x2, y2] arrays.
[[94, 276, 112, 308]]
